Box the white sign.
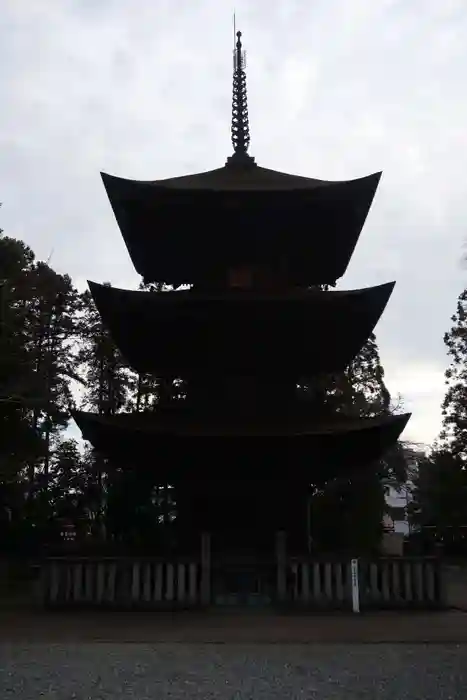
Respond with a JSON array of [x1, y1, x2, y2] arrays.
[[350, 558, 360, 613]]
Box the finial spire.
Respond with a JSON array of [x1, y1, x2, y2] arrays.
[[228, 29, 255, 166]]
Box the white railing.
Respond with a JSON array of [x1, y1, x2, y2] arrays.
[[37, 532, 445, 611], [285, 558, 351, 608], [40, 557, 208, 609], [359, 557, 443, 608], [281, 555, 444, 609]]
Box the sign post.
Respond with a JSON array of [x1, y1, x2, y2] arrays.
[[350, 558, 360, 613]]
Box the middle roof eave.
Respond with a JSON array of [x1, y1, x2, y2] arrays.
[[88, 280, 395, 306], [87, 281, 395, 376]]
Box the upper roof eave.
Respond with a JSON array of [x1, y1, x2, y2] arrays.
[[100, 167, 382, 194]]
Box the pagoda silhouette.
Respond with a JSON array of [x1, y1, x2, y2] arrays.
[[74, 32, 410, 563]]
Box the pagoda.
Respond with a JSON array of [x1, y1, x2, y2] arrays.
[[73, 32, 410, 561]]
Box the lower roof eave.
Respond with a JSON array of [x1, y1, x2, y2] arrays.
[[72, 410, 411, 480]]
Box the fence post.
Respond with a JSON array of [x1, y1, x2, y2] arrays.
[[351, 558, 360, 613], [276, 531, 287, 602], [200, 532, 211, 606], [434, 544, 446, 608]]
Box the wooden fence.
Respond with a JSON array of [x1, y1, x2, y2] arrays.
[[39, 557, 209, 609], [36, 531, 446, 611], [283, 556, 445, 610], [359, 557, 444, 609]]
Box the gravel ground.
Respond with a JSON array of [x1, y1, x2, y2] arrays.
[[0, 643, 466, 699]]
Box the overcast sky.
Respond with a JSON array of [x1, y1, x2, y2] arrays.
[[2, 0, 467, 449]]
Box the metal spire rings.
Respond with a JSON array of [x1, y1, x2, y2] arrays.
[[231, 31, 251, 157]]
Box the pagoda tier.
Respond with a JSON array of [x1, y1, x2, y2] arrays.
[[101, 168, 381, 288], [88, 281, 394, 375], [72, 410, 410, 485]]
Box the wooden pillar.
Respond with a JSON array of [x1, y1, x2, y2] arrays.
[[434, 543, 446, 607], [200, 532, 211, 606], [276, 530, 287, 602]]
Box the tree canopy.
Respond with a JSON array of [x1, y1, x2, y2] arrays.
[[407, 286, 467, 555]]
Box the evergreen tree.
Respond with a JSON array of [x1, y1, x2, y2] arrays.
[[343, 333, 391, 417], [133, 278, 184, 409], [311, 471, 386, 554], [441, 287, 467, 455], [307, 332, 403, 553], [73, 288, 122, 539], [76, 288, 129, 415], [1, 218, 81, 547], [409, 449, 467, 555], [48, 439, 87, 523], [0, 230, 40, 476], [23, 262, 80, 491], [409, 449, 467, 531], [407, 287, 467, 551], [0, 229, 43, 537]]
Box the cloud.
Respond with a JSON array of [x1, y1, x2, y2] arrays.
[[2, 0, 467, 446], [383, 360, 447, 448]]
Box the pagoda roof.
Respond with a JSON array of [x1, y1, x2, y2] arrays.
[[102, 162, 370, 192], [88, 281, 394, 376], [72, 410, 410, 483], [100, 169, 381, 287]]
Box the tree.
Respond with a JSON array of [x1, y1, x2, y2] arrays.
[[0, 230, 42, 519], [72, 288, 129, 540], [310, 471, 386, 554], [307, 332, 404, 553], [48, 439, 87, 522], [76, 287, 130, 416], [23, 262, 80, 491], [0, 217, 81, 548], [133, 278, 185, 409], [409, 448, 467, 555], [441, 287, 467, 456], [409, 450, 467, 530], [407, 287, 467, 553]]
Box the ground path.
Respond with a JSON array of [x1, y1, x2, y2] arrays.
[[2, 608, 467, 643], [1, 640, 466, 699]]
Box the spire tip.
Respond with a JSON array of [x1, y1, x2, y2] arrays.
[[229, 29, 254, 166]]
